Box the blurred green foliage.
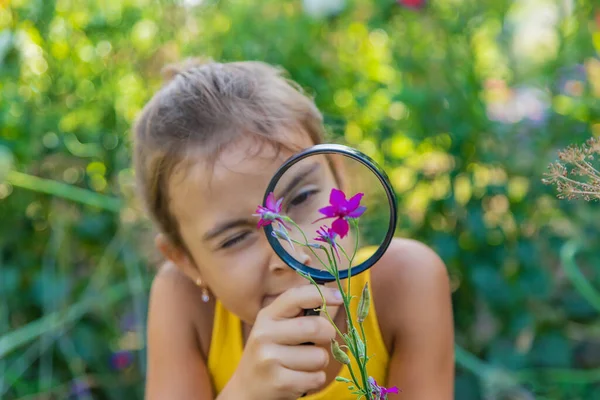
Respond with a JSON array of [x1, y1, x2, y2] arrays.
[[1, 0, 600, 398]]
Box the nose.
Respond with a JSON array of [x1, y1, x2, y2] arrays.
[[296, 251, 312, 266], [268, 248, 312, 273]]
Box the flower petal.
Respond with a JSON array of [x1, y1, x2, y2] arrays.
[[265, 192, 275, 210], [347, 192, 364, 211], [331, 242, 341, 262], [383, 386, 400, 395], [265, 192, 283, 212], [275, 218, 291, 230], [347, 205, 367, 218], [332, 218, 349, 238], [257, 218, 271, 229], [329, 188, 346, 208], [274, 196, 284, 213], [397, 0, 427, 10], [318, 205, 338, 218]]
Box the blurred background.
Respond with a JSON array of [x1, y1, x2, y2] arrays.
[[1, 0, 599, 398]]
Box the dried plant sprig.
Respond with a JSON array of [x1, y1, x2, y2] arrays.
[[543, 137, 600, 201]]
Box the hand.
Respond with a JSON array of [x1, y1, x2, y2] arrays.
[[221, 286, 343, 400]]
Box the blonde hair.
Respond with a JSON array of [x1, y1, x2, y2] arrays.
[[133, 58, 325, 249]]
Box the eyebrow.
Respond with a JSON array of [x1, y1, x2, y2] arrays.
[[203, 218, 251, 242], [202, 162, 321, 242], [276, 162, 321, 199]]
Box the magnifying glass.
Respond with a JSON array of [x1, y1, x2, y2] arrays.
[[260, 144, 398, 316]]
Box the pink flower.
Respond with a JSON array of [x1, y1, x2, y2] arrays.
[[397, 0, 426, 9], [314, 188, 366, 238], [368, 377, 400, 399], [110, 350, 134, 371], [314, 225, 340, 261], [254, 192, 287, 229]]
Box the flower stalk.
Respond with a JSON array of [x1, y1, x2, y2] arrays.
[[255, 189, 399, 399]]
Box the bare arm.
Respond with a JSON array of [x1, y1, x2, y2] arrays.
[[145, 264, 214, 400], [375, 239, 455, 399], [145, 264, 344, 400]]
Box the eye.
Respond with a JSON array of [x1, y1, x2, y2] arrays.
[[221, 231, 251, 249], [289, 188, 320, 208]]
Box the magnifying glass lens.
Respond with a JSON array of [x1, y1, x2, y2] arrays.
[[269, 153, 392, 276]]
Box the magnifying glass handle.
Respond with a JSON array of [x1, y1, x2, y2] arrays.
[[301, 308, 319, 346], [300, 308, 320, 397], [303, 308, 320, 317]]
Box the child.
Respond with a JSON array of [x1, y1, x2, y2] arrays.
[[135, 59, 454, 400]]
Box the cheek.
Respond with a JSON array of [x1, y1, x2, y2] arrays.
[[206, 253, 264, 292], [198, 244, 270, 318]]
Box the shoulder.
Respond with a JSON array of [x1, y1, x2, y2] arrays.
[[370, 238, 452, 347], [371, 237, 450, 292], [148, 262, 215, 359]]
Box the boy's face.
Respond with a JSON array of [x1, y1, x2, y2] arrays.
[[166, 131, 346, 324]]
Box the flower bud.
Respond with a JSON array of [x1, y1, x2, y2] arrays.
[[330, 338, 350, 365], [271, 227, 294, 250], [357, 283, 370, 323], [271, 228, 287, 240], [357, 335, 365, 360]]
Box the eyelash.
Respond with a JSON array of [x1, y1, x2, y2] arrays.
[[221, 232, 251, 249], [288, 188, 319, 209], [220, 189, 319, 250]]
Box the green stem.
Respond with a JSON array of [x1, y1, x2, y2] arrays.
[[346, 364, 363, 396], [298, 267, 344, 340], [346, 221, 360, 319], [360, 321, 368, 369], [454, 344, 495, 378], [330, 248, 370, 398], [6, 170, 122, 213], [289, 218, 370, 398], [514, 366, 600, 385], [300, 269, 365, 395], [0, 282, 134, 358], [339, 245, 352, 262], [338, 221, 360, 309], [560, 240, 600, 313], [322, 246, 336, 275], [349, 219, 359, 263], [285, 219, 330, 271], [344, 222, 371, 398]]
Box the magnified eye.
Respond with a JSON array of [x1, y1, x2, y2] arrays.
[[288, 188, 320, 209]]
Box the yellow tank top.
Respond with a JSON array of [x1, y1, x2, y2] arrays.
[[207, 269, 390, 399]]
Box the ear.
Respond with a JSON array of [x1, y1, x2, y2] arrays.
[[155, 233, 199, 281]]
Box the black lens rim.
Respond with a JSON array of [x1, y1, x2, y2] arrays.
[[263, 144, 398, 284]]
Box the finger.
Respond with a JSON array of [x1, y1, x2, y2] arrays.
[[272, 344, 330, 372], [274, 368, 326, 396], [265, 286, 343, 319], [269, 316, 337, 346]]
